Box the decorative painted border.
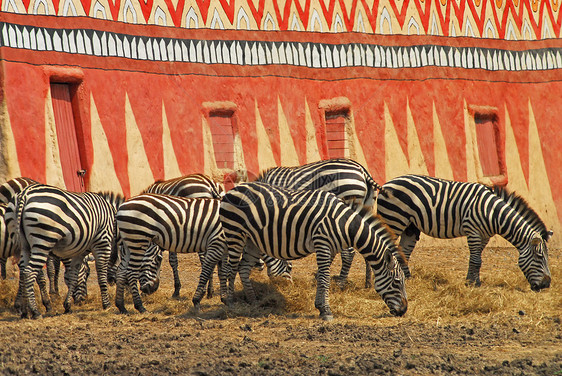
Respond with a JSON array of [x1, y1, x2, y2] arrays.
[[2, 22, 562, 71]]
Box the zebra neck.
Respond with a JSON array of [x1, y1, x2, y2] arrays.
[[493, 201, 536, 250]]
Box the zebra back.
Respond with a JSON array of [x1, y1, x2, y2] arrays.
[[0, 177, 38, 204], [144, 174, 224, 199], [10, 184, 122, 256], [256, 158, 382, 209], [116, 194, 224, 254]]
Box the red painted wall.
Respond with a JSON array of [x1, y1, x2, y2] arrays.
[[1, 14, 561, 226]]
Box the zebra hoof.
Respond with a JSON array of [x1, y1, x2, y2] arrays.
[[321, 314, 334, 322], [172, 291, 181, 299], [30, 311, 42, 320], [135, 305, 147, 314]]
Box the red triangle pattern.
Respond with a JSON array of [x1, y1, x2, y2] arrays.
[[70, 0, 559, 38]]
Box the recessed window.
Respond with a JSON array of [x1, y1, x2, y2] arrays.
[[325, 110, 349, 159], [209, 111, 235, 170], [470, 106, 507, 186], [475, 113, 501, 177]]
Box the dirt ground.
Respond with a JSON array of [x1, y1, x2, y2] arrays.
[[0, 245, 560, 376]]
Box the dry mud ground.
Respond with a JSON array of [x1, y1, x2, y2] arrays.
[[0, 246, 561, 376]]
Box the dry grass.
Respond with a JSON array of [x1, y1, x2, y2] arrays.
[[1, 245, 560, 329]]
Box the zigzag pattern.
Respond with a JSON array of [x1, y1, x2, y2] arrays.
[[3, 22, 562, 71], [1, 0, 560, 39]]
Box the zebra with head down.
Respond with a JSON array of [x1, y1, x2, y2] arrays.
[[377, 175, 552, 291], [220, 182, 407, 321]]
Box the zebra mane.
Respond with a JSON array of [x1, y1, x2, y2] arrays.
[[493, 186, 550, 240], [355, 206, 406, 264], [98, 191, 125, 209]]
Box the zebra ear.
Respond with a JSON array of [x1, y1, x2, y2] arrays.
[[546, 230, 553, 242], [384, 249, 396, 270], [531, 235, 542, 247]]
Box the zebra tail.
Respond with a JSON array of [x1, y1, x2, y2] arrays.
[[12, 188, 29, 247], [109, 219, 120, 267]]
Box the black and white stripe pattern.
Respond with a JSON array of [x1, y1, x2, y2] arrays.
[[139, 174, 225, 298], [256, 158, 383, 287], [7, 184, 123, 318], [220, 182, 407, 320], [114, 194, 228, 313], [2, 22, 562, 72], [377, 175, 552, 291]]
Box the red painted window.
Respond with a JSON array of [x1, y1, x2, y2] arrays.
[[210, 112, 235, 170], [51, 83, 85, 192], [325, 111, 348, 159], [474, 113, 501, 177]]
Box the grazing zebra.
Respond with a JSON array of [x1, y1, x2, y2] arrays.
[[220, 182, 407, 321], [138, 174, 291, 298], [376, 175, 552, 291], [114, 194, 228, 313], [138, 174, 225, 298], [0, 177, 38, 279], [256, 158, 384, 287], [6, 184, 124, 319]]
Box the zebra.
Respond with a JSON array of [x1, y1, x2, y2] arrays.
[[0, 203, 53, 314], [0, 177, 38, 279], [255, 158, 384, 288], [137, 174, 292, 298], [114, 194, 228, 313], [376, 174, 552, 291], [6, 184, 124, 318], [139, 174, 225, 298], [220, 182, 407, 321]]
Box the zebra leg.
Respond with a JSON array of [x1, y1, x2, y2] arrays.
[[46, 254, 61, 296], [14, 259, 26, 315], [314, 247, 334, 321], [73, 257, 91, 305], [36, 267, 52, 313], [22, 255, 48, 319], [398, 225, 421, 279], [127, 250, 146, 313], [197, 251, 215, 299], [169, 251, 182, 298], [238, 252, 259, 304], [62, 258, 81, 313], [0, 258, 6, 279], [225, 239, 246, 306], [192, 243, 226, 309], [115, 253, 129, 314], [335, 248, 355, 288], [465, 235, 489, 287], [92, 249, 112, 310]]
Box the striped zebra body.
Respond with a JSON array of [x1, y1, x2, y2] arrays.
[[377, 175, 552, 291], [256, 158, 383, 287], [0, 177, 38, 279], [220, 182, 407, 321], [0, 203, 52, 314], [114, 194, 228, 313], [138, 174, 291, 298], [138, 174, 225, 298], [7, 184, 123, 318]]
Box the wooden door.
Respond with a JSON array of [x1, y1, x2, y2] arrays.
[[51, 83, 85, 192]]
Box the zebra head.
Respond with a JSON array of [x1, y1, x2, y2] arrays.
[[139, 244, 163, 295], [374, 248, 408, 317], [519, 231, 552, 292]]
